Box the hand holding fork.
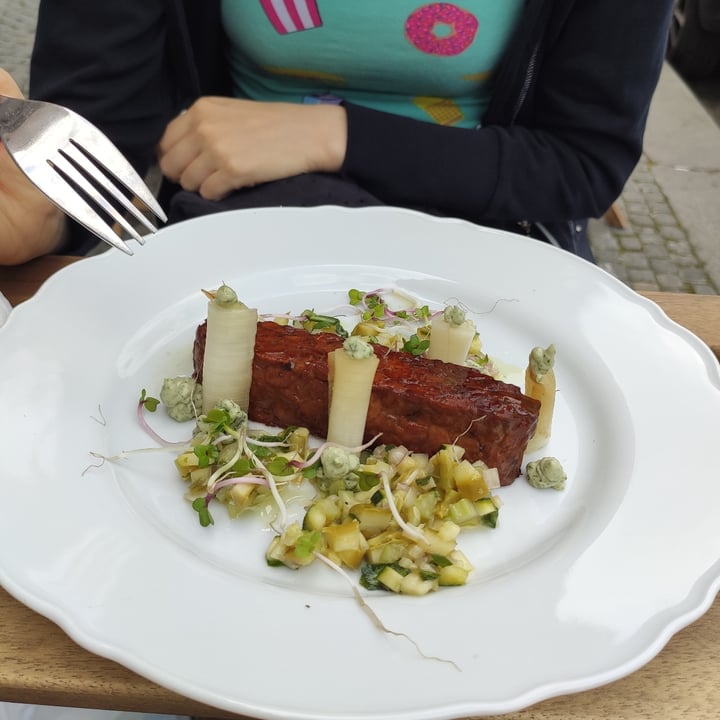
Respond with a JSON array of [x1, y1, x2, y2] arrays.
[[0, 69, 166, 262]]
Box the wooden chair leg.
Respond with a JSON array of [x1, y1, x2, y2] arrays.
[[603, 201, 629, 229]]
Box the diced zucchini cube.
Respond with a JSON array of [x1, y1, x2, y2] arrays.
[[322, 519, 368, 569], [475, 498, 499, 528], [378, 565, 404, 593], [419, 527, 455, 556], [400, 571, 437, 595], [454, 460, 489, 501], [175, 452, 199, 478], [303, 496, 342, 530], [366, 539, 406, 565], [349, 503, 393, 538], [229, 481, 257, 508], [438, 564, 469, 586], [188, 466, 212, 488], [448, 498, 480, 527], [414, 490, 439, 522]]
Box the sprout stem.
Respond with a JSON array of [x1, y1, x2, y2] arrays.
[[211, 475, 269, 492], [136, 401, 188, 448], [312, 550, 460, 671], [381, 472, 428, 546], [243, 437, 288, 529], [207, 431, 243, 494]]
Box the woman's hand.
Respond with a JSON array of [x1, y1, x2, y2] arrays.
[[156, 97, 347, 200], [0, 69, 67, 265]]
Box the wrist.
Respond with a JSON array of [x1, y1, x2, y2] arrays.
[[306, 104, 347, 173]]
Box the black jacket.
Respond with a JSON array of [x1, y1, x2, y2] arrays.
[[30, 0, 673, 258]]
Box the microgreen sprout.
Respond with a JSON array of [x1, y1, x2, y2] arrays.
[[206, 429, 244, 494], [193, 443, 219, 468], [140, 389, 159, 412], [192, 495, 214, 527], [402, 334, 430, 356], [136, 389, 187, 448], [349, 289, 434, 325], [242, 435, 289, 530]]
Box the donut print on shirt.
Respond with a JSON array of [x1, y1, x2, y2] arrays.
[[405, 3, 479, 56], [224, 1, 522, 128]]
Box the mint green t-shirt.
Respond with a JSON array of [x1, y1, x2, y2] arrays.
[[221, 1, 523, 128]]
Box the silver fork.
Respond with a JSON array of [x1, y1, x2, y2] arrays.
[[0, 94, 167, 255]]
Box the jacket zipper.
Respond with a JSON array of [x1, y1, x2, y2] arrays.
[[511, 43, 539, 124], [515, 42, 539, 233]]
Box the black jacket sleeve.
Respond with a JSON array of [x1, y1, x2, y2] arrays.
[[341, 0, 674, 227]]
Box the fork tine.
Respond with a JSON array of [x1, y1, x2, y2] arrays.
[[67, 110, 168, 223], [48, 152, 148, 246], [61, 141, 159, 235], [26, 162, 134, 255], [1, 94, 166, 254]]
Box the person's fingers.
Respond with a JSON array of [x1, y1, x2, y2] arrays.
[[0, 68, 23, 98], [157, 135, 203, 183], [156, 109, 191, 156], [198, 169, 242, 201], [177, 153, 219, 194]]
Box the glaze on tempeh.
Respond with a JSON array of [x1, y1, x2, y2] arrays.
[[194, 321, 539, 485]]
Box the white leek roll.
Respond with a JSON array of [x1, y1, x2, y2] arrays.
[[327, 337, 379, 448], [425, 305, 477, 364], [524, 344, 556, 453], [201, 284, 258, 414]]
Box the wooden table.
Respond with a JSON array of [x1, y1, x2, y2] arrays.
[[1, 255, 719, 720]]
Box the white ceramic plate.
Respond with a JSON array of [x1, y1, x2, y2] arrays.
[[1, 207, 719, 720], [0, 291, 11, 327]]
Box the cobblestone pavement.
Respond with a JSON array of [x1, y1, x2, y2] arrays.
[[2, 0, 718, 295], [0, 0, 37, 95], [589, 156, 719, 295]]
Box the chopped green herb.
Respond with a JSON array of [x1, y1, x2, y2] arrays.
[[360, 562, 410, 590], [431, 554, 452, 567], [300, 310, 348, 338], [357, 471, 381, 491]]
